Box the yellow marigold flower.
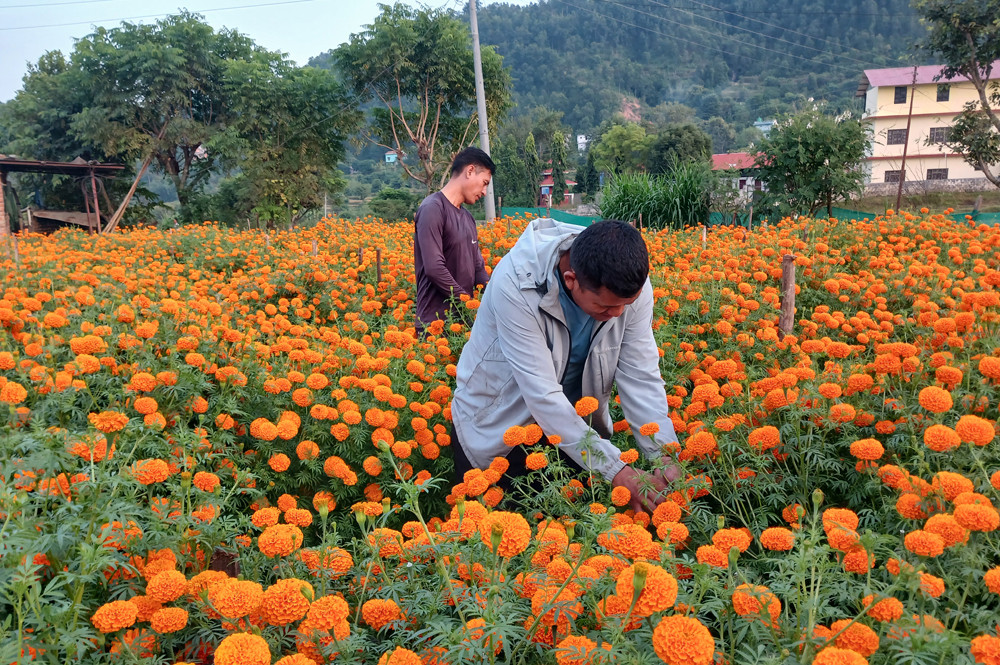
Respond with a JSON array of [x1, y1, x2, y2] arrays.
[[214, 633, 270, 665], [575, 396, 599, 417], [652, 614, 715, 665], [91, 600, 138, 633]]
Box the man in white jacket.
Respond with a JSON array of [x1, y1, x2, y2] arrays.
[[451, 218, 681, 512]]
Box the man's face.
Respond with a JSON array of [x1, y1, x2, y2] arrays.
[[462, 165, 492, 205], [563, 270, 639, 321]]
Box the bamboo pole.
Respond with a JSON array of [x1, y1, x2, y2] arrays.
[[778, 254, 796, 340]]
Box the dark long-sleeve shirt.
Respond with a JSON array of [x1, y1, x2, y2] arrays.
[[414, 191, 490, 326]]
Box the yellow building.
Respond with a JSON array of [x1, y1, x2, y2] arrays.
[[857, 63, 1000, 194]]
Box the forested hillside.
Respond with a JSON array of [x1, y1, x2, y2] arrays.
[[474, 0, 924, 134]]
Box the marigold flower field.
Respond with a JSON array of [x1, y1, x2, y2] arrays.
[[1, 211, 999, 665]]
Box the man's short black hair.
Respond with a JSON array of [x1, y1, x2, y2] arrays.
[[570, 219, 649, 298], [451, 147, 496, 176]]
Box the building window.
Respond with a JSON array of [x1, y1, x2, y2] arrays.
[[884, 170, 903, 183], [927, 168, 949, 180], [937, 84, 950, 102], [886, 129, 908, 145], [894, 86, 907, 104], [929, 127, 950, 144], [738, 178, 747, 190]]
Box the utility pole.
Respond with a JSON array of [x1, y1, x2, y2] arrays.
[[469, 0, 496, 223], [895, 65, 918, 212]]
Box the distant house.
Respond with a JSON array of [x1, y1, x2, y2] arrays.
[[576, 134, 589, 152], [539, 168, 578, 206], [711, 152, 761, 200], [384, 151, 400, 164], [856, 63, 1000, 194], [753, 117, 775, 137]]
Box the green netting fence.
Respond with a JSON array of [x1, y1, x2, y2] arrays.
[[498, 206, 1000, 228]]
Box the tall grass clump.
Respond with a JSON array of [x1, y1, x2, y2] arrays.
[[599, 161, 712, 229]]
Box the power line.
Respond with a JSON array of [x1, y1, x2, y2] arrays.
[[0, 0, 112, 9], [0, 0, 317, 31], [599, 0, 869, 72], [655, 0, 903, 66]]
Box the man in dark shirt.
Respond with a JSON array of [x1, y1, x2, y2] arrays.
[[414, 148, 495, 331]]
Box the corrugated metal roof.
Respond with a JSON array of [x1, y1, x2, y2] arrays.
[[0, 157, 125, 175], [857, 61, 1000, 96]]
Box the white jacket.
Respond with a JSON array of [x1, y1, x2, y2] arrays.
[[451, 218, 679, 481]]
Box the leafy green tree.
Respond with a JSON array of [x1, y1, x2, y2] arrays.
[[754, 105, 871, 218], [574, 151, 600, 201], [550, 132, 568, 204], [524, 133, 542, 206], [368, 187, 422, 220], [69, 12, 266, 220], [492, 138, 530, 206], [334, 3, 512, 192], [647, 123, 712, 175], [700, 117, 737, 154], [591, 123, 650, 174], [217, 62, 361, 227], [915, 0, 1000, 187]]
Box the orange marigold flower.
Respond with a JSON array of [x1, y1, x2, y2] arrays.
[[479, 511, 531, 557], [924, 424, 961, 452], [615, 562, 678, 616], [917, 386, 953, 413], [258, 523, 304, 557], [695, 544, 729, 569], [829, 619, 879, 657], [209, 579, 263, 618], [985, 567, 1000, 595], [813, 646, 868, 665], [925, 513, 969, 548], [849, 438, 884, 461], [843, 546, 874, 574], [748, 425, 780, 451], [760, 527, 795, 551], [920, 572, 946, 598], [147, 569, 187, 602], [361, 598, 402, 630], [503, 426, 527, 447], [978, 356, 1000, 380], [575, 396, 599, 417], [554, 635, 604, 665], [904, 530, 945, 557], [619, 448, 640, 464], [150, 607, 188, 633], [268, 453, 291, 472], [193, 471, 220, 493], [639, 422, 660, 437], [260, 578, 313, 626], [712, 527, 752, 553], [610, 486, 631, 507], [377, 647, 422, 665], [133, 396, 158, 415], [91, 600, 138, 633], [818, 382, 843, 399], [652, 614, 715, 665], [296, 440, 320, 460], [829, 403, 857, 424], [131, 458, 170, 485], [306, 593, 350, 629], [954, 503, 1000, 532], [88, 410, 129, 433], [732, 583, 781, 625], [525, 452, 548, 470], [955, 415, 995, 446], [970, 634, 1000, 665], [862, 595, 903, 622], [214, 633, 270, 665]]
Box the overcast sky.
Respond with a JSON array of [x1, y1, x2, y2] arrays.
[[0, 0, 533, 102]]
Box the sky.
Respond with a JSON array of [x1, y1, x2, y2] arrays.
[[0, 0, 534, 102]]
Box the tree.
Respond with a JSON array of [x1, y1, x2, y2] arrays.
[[334, 3, 512, 193], [575, 150, 600, 201], [591, 123, 650, 174], [492, 138, 530, 206], [550, 131, 568, 204], [69, 12, 266, 221], [647, 123, 712, 175], [700, 117, 737, 154], [754, 105, 871, 218], [915, 0, 1000, 186], [524, 133, 542, 206], [217, 61, 361, 227]]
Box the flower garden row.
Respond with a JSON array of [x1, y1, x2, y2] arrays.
[[0, 210, 998, 665]]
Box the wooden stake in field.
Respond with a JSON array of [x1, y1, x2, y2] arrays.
[[778, 254, 796, 340], [702, 224, 707, 249], [359, 247, 364, 267], [312, 239, 318, 257], [375, 248, 383, 286]]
